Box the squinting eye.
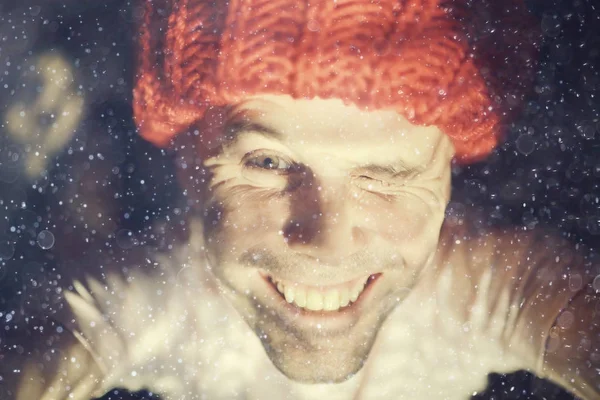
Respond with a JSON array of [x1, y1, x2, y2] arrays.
[[354, 175, 392, 189], [243, 151, 294, 173]]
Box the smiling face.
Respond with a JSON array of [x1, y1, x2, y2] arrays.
[[192, 94, 454, 383]]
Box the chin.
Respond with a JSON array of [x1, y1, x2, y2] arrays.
[[247, 296, 391, 385], [262, 336, 374, 384]]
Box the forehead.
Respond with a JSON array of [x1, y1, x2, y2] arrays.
[[227, 94, 450, 167]]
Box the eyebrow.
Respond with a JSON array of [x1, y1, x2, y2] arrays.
[[223, 119, 283, 144], [356, 162, 426, 177]]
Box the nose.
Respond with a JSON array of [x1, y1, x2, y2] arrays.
[[283, 175, 368, 264]]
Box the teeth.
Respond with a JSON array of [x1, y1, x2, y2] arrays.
[[270, 275, 371, 312], [306, 289, 324, 311], [295, 288, 307, 307], [339, 287, 350, 307], [323, 290, 340, 311], [284, 286, 295, 303]]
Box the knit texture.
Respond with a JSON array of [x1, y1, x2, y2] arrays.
[[133, 0, 539, 163]]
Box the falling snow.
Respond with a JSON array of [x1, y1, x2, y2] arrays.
[[1, 1, 599, 400]]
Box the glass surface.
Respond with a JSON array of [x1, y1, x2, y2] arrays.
[[0, 1, 598, 399]]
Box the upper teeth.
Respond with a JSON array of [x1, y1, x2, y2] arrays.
[[271, 276, 370, 311]]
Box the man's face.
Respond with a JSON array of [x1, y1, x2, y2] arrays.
[[197, 95, 454, 383]]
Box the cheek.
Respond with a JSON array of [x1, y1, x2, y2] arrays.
[[365, 190, 445, 265], [204, 190, 288, 253], [371, 199, 440, 241]]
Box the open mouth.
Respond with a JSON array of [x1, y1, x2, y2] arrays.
[[264, 273, 381, 312]]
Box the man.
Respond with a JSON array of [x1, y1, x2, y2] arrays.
[[1, 0, 598, 399]]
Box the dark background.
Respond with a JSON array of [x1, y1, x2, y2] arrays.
[[0, 0, 599, 399]]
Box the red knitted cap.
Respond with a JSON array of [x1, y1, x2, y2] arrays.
[[133, 0, 539, 163]]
